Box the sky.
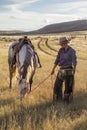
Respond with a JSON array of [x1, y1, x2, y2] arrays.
[[0, 0, 87, 31]]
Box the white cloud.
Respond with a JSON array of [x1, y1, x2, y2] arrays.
[[0, 12, 79, 31], [1, 0, 41, 13], [45, 1, 87, 14], [0, 0, 87, 30], [9, 0, 40, 4]]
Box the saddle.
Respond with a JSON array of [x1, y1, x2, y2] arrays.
[[11, 38, 41, 68]]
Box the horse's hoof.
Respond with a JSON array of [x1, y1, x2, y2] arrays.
[[9, 87, 12, 91], [9, 86, 12, 89], [27, 89, 30, 94], [39, 64, 42, 68]]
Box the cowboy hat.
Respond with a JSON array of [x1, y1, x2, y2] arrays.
[[58, 37, 69, 45]]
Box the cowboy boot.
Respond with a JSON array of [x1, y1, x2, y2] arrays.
[[63, 93, 69, 104]]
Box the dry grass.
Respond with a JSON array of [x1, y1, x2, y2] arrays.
[[0, 34, 87, 130]]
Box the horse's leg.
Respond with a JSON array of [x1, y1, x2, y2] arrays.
[[9, 63, 16, 89], [9, 66, 13, 89], [29, 69, 35, 91], [29, 78, 33, 91], [35, 52, 42, 67]]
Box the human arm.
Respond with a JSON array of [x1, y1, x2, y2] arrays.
[[51, 51, 60, 75], [72, 50, 77, 74], [51, 64, 57, 75]]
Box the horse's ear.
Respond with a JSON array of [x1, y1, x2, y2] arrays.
[[16, 76, 20, 80], [16, 76, 21, 81], [17, 77, 21, 84]]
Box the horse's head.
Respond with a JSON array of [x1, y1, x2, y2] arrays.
[[17, 77, 30, 99], [18, 77, 26, 90]]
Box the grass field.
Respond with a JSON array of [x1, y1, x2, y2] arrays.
[[0, 33, 87, 130]]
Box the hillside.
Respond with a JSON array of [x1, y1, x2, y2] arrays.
[[27, 20, 87, 34], [0, 30, 25, 35], [0, 20, 87, 35]]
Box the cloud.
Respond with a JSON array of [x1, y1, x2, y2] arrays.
[[0, 0, 87, 30], [0, 0, 40, 5], [0, 11, 79, 31], [11, 0, 40, 4], [10, 16, 18, 19], [0, 0, 41, 12], [37, 1, 87, 15]]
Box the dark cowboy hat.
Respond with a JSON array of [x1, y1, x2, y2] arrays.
[[58, 37, 69, 45]]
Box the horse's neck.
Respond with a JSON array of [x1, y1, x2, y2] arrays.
[[17, 44, 34, 68], [18, 45, 27, 67], [16, 44, 35, 79]]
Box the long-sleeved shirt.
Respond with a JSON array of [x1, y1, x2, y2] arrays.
[[54, 46, 77, 67]]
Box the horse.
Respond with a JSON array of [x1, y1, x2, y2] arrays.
[[8, 42, 37, 99]]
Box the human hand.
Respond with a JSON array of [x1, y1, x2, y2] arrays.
[[73, 67, 76, 74], [51, 69, 55, 75]]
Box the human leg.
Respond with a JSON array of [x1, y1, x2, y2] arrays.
[[64, 75, 74, 103], [53, 74, 63, 103]]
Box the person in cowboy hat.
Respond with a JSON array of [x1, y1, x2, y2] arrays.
[[51, 37, 77, 104]]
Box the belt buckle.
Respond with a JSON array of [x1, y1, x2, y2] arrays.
[[61, 69, 65, 74]]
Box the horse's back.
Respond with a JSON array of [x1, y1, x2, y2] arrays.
[[16, 44, 35, 68], [17, 45, 26, 66]]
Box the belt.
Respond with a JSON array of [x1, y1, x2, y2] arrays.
[[60, 66, 73, 69]]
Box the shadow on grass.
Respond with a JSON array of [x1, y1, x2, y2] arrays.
[[0, 87, 9, 93], [73, 90, 87, 110], [0, 90, 87, 130], [0, 98, 15, 107], [73, 119, 87, 130], [0, 100, 54, 130]]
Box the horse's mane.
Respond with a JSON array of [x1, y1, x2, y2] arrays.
[[18, 44, 35, 79]]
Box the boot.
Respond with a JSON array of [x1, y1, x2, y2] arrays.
[[63, 93, 69, 104], [53, 94, 57, 105]]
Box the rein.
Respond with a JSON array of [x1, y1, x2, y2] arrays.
[[27, 74, 54, 96]]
